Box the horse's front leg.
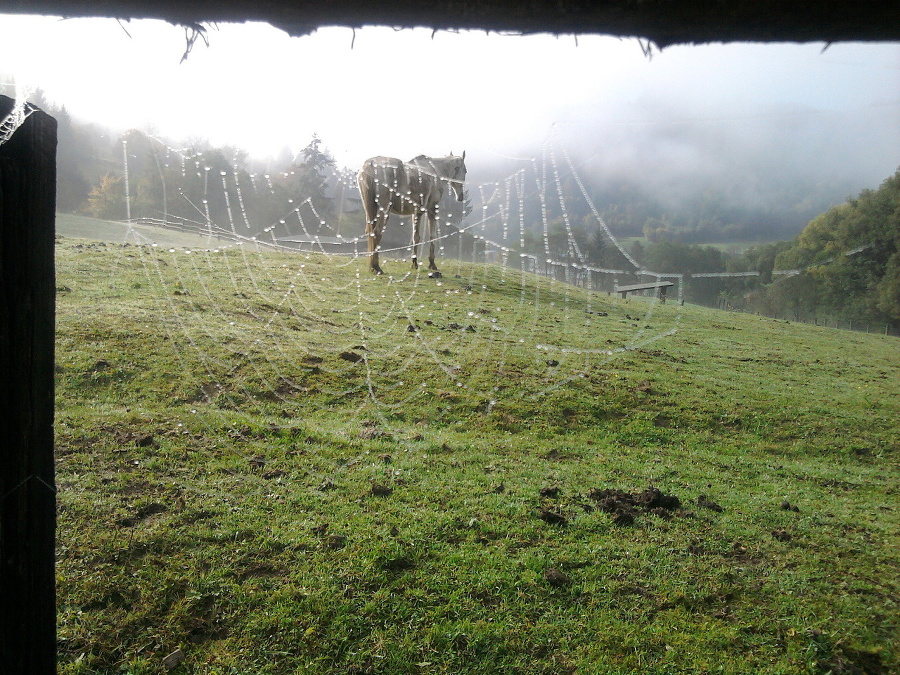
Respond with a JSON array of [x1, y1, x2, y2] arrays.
[[411, 210, 421, 269]]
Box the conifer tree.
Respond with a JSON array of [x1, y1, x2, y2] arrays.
[[291, 134, 336, 225]]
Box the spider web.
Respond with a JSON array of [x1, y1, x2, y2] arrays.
[[57, 128, 689, 436], [0, 81, 34, 145]]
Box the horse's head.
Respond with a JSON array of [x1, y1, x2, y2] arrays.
[[447, 151, 467, 202]]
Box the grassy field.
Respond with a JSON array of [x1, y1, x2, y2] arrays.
[[54, 232, 899, 675], [56, 213, 235, 249]]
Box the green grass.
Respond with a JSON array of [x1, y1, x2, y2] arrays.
[[54, 235, 900, 674]]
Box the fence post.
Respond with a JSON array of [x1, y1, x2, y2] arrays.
[[0, 96, 58, 674]]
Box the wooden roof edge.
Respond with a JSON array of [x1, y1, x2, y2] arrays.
[[1, 1, 899, 47]]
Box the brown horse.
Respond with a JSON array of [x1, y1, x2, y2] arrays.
[[358, 153, 466, 274]]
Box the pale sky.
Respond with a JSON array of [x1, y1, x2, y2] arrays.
[[0, 14, 898, 172]]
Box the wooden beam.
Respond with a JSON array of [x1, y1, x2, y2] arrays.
[[614, 281, 674, 293], [0, 96, 58, 675], [0, 0, 897, 46]]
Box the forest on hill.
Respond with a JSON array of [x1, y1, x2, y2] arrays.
[[735, 170, 900, 329], [614, 171, 899, 331]]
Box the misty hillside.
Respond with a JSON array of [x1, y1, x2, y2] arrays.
[[471, 99, 899, 246]]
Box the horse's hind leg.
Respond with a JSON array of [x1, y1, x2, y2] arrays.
[[367, 213, 385, 275], [361, 182, 385, 274]]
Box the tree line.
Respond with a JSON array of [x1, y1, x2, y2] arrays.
[[86, 131, 346, 240], [2, 88, 353, 240]]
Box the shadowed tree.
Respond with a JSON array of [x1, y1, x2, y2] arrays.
[[87, 174, 126, 220]]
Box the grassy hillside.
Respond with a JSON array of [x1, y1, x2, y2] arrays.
[[54, 237, 899, 675], [56, 213, 234, 249]]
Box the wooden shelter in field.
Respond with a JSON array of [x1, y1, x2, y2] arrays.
[[1, 1, 897, 673]]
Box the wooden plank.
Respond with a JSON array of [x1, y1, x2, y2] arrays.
[[0, 95, 58, 675], [614, 281, 674, 293]]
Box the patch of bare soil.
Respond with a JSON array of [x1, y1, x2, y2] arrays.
[[359, 426, 387, 440], [587, 486, 687, 526], [636, 348, 687, 364], [116, 502, 167, 527], [544, 567, 571, 587], [231, 563, 286, 582], [88, 359, 112, 373], [537, 508, 568, 526], [100, 425, 159, 449], [696, 494, 723, 512], [370, 483, 393, 497], [543, 448, 574, 461]]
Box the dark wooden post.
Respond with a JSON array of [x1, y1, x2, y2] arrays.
[[0, 95, 58, 674]]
